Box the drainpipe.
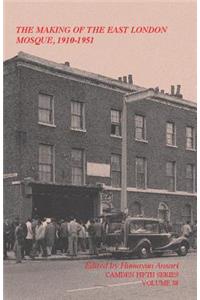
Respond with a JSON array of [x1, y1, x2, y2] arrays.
[[121, 89, 155, 213]]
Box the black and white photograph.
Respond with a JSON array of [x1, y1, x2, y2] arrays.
[[3, 1, 197, 300]]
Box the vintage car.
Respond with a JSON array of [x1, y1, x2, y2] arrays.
[[103, 216, 189, 258]]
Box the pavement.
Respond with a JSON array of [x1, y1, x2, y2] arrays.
[[4, 248, 196, 262], [4, 250, 112, 261]]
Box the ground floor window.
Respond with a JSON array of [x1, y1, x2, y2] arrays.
[[182, 204, 192, 223]]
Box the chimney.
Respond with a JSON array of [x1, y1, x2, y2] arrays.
[[64, 61, 70, 67], [171, 85, 175, 96], [176, 84, 181, 95], [118, 77, 122, 82], [123, 76, 127, 83], [128, 74, 133, 84], [161, 89, 164, 93], [154, 87, 159, 93]]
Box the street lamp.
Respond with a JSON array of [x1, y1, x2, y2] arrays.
[[121, 88, 155, 212]]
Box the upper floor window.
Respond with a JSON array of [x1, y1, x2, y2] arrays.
[[166, 122, 176, 146], [186, 164, 195, 193], [111, 154, 121, 187], [71, 149, 84, 185], [186, 127, 195, 150], [136, 157, 147, 189], [111, 109, 121, 136], [135, 115, 146, 141], [71, 101, 85, 130], [38, 93, 54, 125], [39, 144, 54, 182], [166, 161, 176, 192]]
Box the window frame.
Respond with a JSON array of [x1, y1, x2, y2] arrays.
[[166, 122, 176, 147], [38, 143, 55, 183], [38, 93, 54, 126], [186, 164, 195, 193], [110, 109, 122, 137], [134, 115, 147, 141], [71, 148, 85, 186], [186, 126, 196, 150], [111, 154, 121, 187], [71, 101, 85, 131], [166, 161, 176, 192], [182, 204, 192, 224], [135, 157, 147, 189]]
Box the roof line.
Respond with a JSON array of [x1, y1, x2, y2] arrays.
[[4, 51, 196, 108]]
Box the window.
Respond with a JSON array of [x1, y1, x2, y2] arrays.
[[38, 93, 54, 124], [111, 154, 121, 187], [135, 115, 146, 141], [71, 101, 85, 130], [182, 204, 192, 224], [71, 149, 84, 185], [166, 122, 176, 146], [166, 161, 176, 191], [111, 109, 121, 136], [186, 127, 195, 150], [186, 164, 195, 193], [136, 157, 147, 189], [39, 144, 54, 182]]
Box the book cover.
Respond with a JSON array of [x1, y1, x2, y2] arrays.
[[3, 1, 197, 300]]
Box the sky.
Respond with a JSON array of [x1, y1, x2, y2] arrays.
[[4, 1, 197, 101]]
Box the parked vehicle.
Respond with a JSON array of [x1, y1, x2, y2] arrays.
[[103, 215, 189, 258]]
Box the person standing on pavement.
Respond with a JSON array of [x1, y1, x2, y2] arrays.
[[192, 220, 197, 249], [21, 222, 28, 259], [78, 220, 86, 252], [60, 218, 69, 253], [4, 219, 12, 253], [68, 217, 81, 257], [181, 221, 192, 247], [25, 218, 33, 257], [14, 221, 24, 263], [45, 218, 56, 256], [88, 219, 98, 255], [31, 218, 47, 258], [3, 221, 8, 260]]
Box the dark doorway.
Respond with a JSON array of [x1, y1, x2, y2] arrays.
[[31, 183, 100, 222]]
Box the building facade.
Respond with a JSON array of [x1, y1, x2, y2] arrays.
[[4, 52, 197, 231]]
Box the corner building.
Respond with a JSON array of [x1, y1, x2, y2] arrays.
[[4, 52, 196, 232]]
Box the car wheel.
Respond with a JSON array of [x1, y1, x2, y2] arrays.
[[138, 244, 150, 259], [176, 243, 188, 256]]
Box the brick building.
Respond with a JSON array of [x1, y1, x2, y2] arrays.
[[3, 52, 197, 232]]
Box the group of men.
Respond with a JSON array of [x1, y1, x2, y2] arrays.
[[4, 216, 197, 263], [3, 216, 105, 263]]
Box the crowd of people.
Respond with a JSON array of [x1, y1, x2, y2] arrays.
[[3, 216, 197, 263], [3, 216, 106, 263]]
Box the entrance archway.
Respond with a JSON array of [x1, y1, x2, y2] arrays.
[[158, 202, 170, 222]]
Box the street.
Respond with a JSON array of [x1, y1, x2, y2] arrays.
[[4, 253, 196, 300]]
